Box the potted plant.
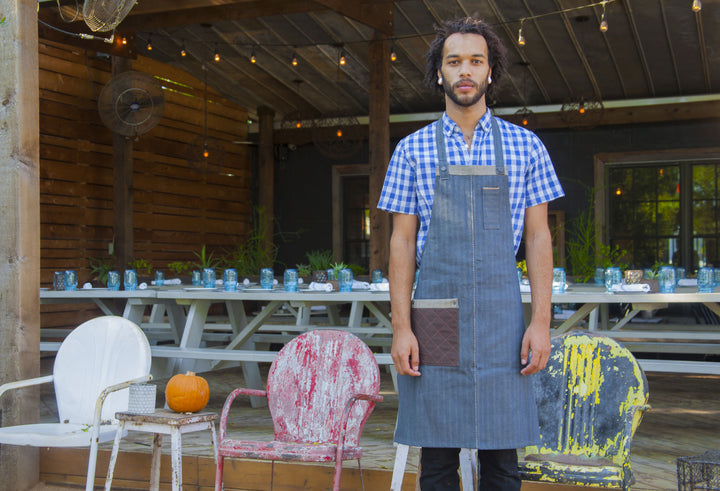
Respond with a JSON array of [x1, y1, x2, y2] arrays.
[[88, 256, 114, 287], [306, 249, 333, 283]]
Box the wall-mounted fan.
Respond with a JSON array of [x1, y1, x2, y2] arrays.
[[98, 70, 165, 138], [186, 69, 227, 175], [83, 0, 137, 32]]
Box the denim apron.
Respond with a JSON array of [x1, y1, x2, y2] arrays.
[[394, 117, 540, 449]]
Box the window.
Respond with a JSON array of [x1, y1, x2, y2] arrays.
[[597, 150, 720, 271]]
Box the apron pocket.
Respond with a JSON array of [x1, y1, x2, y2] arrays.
[[411, 298, 459, 367], [482, 187, 500, 229]]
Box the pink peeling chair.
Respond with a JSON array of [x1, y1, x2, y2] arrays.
[[214, 329, 383, 491]]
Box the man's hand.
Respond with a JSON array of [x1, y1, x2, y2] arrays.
[[520, 322, 551, 375], [392, 329, 421, 376]]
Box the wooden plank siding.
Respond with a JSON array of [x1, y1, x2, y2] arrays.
[[39, 40, 252, 329]]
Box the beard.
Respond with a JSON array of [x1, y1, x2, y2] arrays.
[[442, 76, 488, 107]]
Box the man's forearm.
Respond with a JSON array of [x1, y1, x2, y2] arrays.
[[525, 226, 553, 328], [389, 233, 416, 333]]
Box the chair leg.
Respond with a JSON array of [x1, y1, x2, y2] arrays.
[[86, 437, 100, 491], [332, 458, 344, 491], [390, 444, 410, 491], [459, 448, 478, 491], [214, 455, 224, 491], [357, 458, 365, 491]]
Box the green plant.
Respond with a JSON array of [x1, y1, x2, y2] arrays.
[[128, 258, 152, 276], [193, 245, 220, 270], [566, 186, 627, 282], [346, 263, 367, 277], [223, 207, 278, 276], [306, 249, 333, 272], [168, 261, 193, 276], [330, 261, 348, 279], [87, 257, 114, 286], [296, 263, 311, 277]]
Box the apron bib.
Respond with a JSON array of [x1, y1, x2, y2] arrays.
[[394, 116, 540, 449]]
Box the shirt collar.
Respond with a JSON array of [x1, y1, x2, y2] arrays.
[[441, 110, 493, 138]]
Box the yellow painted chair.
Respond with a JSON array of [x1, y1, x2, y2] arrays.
[[518, 331, 650, 491]]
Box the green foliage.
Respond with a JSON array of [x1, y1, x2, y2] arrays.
[[305, 249, 333, 272], [223, 207, 278, 276], [193, 245, 220, 270], [0, 16, 6, 26], [128, 258, 152, 276], [296, 263, 312, 277], [566, 186, 627, 282], [87, 257, 114, 286], [346, 263, 367, 277], [168, 261, 193, 276]]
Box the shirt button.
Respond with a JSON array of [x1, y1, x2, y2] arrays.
[[440, 165, 448, 172]]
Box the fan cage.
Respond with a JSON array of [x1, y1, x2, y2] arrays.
[[83, 0, 137, 32]]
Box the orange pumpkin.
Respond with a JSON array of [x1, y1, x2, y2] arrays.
[[165, 371, 210, 413]]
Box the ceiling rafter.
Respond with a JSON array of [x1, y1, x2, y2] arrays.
[[620, 0, 655, 97], [658, 0, 682, 94]]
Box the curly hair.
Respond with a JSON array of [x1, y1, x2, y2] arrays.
[[425, 17, 507, 99]]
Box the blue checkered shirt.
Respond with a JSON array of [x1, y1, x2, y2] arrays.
[[378, 111, 564, 264]]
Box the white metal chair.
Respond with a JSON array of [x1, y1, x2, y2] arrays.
[[0, 316, 152, 491]]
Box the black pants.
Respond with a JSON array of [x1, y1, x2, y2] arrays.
[[419, 447, 521, 491]]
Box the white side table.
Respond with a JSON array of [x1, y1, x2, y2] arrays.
[[105, 409, 218, 491]]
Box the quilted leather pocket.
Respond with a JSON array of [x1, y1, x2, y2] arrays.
[[411, 298, 460, 367]]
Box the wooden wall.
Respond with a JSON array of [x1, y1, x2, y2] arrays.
[[39, 40, 252, 328]]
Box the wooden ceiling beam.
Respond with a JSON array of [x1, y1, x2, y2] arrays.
[[311, 0, 394, 35], [117, 0, 392, 33]]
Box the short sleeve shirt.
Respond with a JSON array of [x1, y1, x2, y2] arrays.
[[377, 111, 564, 265]]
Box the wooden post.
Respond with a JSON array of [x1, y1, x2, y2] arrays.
[[257, 106, 275, 256], [0, 0, 41, 489], [368, 33, 391, 273], [112, 57, 134, 271]]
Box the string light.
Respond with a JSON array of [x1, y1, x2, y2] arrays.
[[295, 121, 301, 128], [599, 1, 609, 32], [336, 128, 343, 138], [180, 41, 187, 57], [203, 144, 209, 158], [692, 0, 701, 12], [339, 49, 346, 66], [121, 36, 127, 45], [214, 44, 220, 62], [136, 1, 618, 64]]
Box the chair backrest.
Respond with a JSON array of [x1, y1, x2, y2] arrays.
[[266, 330, 380, 447], [525, 331, 648, 466], [53, 316, 152, 425]]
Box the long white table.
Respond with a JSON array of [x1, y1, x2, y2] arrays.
[[41, 285, 720, 375]]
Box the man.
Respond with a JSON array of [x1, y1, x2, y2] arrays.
[[377, 17, 564, 490]]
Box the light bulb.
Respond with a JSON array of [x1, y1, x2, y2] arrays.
[[214, 50, 220, 62], [250, 47, 257, 64], [615, 187, 622, 196], [600, 11, 608, 32], [121, 36, 127, 45], [517, 27, 526, 46], [291, 53, 298, 66], [146, 38, 152, 51], [692, 0, 701, 12], [336, 129, 343, 138], [203, 149, 209, 158], [181, 47, 187, 57], [522, 118, 528, 126], [339, 53, 346, 66], [390, 46, 397, 62], [295, 121, 301, 128]]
